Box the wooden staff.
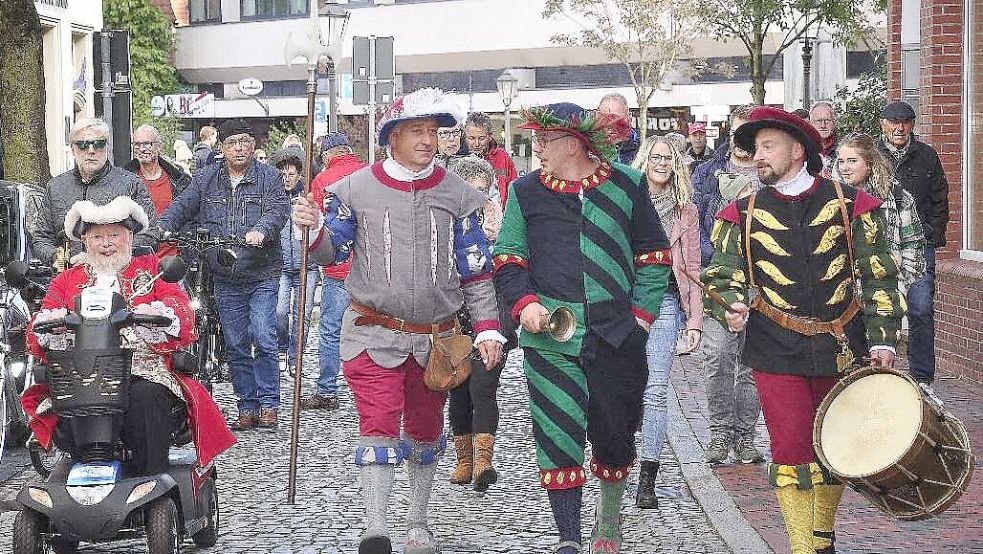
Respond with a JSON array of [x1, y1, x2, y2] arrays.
[[287, 62, 318, 505], [680, 268, 740, 314]]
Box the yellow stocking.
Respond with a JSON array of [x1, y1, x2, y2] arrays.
[[813, 483, 845, 550], [775, 485, 816, 554]]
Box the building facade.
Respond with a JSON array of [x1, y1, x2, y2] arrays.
[[34, 0, 102, 175], [888, 0, 982, 383]]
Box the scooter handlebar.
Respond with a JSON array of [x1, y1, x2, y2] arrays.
[[32, 318, 67, 333], [130, 313, 174, 327]]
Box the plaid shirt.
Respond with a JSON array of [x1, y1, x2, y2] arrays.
[[872, 182, 926, 290]]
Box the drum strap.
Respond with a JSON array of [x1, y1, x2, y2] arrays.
[[744, 179, 861, 370]]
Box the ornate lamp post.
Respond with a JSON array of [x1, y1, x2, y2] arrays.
[[322, 3, 350, 133], [801, 25, 817, 111], [496, 70, 519, 154]]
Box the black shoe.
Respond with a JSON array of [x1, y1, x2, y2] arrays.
[[359, 535, 392, 554], [636, 460, 659, 509]]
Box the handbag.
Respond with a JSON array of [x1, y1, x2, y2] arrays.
[[423, 320, 473, 391]]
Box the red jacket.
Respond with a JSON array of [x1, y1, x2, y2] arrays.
[[22, 255, 236, 468], [485, 147, 518, 208], [311, 153, 368, 280]]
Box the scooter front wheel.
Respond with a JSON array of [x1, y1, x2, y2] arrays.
[[146, 497, 181, 554], [12, 509, 46, 554], [191, 477, 219, 547]]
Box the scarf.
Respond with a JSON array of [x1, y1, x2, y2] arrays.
[[649, 187, 678, 240], [884, 138, 911, 162]]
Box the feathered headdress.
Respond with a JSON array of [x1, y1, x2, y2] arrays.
[[518, 102, 630, 160], [376, 88, 466, 147]]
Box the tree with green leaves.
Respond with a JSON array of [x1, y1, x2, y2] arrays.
[[103, 0, 180, 127], [705, 0, 882, 105], [543, 0, 702, 140], [834, 58, 887, 138], [0, 0, 50, 187]]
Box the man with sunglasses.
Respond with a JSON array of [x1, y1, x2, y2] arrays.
[[32, 118, 160, 268], [159, 118, 290, 433]]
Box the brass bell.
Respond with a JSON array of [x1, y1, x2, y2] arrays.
[[540, 306, 577, 343]]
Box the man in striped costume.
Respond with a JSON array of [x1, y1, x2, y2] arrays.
[[494, 103, 671, 554]]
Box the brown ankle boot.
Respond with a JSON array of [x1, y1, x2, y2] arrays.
[[230, 411, 259, 432], [450, 434, 473, 485], [472, 433, 498, 492]]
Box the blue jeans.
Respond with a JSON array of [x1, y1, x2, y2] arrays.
[[215, 278, 281, 412], [317, 276, 351, 395], [276, 270, 321, 367], [640, 291, 682, 462], [907, 246, 936, 382]]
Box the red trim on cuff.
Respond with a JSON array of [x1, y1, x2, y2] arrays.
[[589, 458, 632, 483], [634, 248, 672, 267], [308, 227, 325, 252], [493, 254, 529, 272], [631, 306, 655, 324], [511, 294, 540, 322], [540, 467, 587, 490], [460, 272, 492, 286], [472, 319, 500, 334]]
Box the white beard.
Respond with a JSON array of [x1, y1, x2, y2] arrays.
[[88, 250, 132, 275]]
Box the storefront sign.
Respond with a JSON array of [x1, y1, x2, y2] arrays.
[[150, 93, 215, 118], [39, 0, 69, 8]]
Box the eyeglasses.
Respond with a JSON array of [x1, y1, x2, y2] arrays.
[[74, 139, 108, 151], [132, 141, 160, 150], [223, 137, 255, 148], [531, 133, 572, 146], [648, 154, 673, 164], [467, 134, 491, 142], [84, 232, 124, 244]]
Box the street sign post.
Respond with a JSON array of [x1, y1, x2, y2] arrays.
[[353, 36, 395, 163]]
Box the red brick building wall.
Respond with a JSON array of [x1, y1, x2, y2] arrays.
[[888, 0, 983, 384]]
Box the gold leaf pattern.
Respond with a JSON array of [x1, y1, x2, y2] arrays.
[[827, 277, 852, 306], [732, 269, 746, 284], [710, 220, 723, 245], [899, 293, 908, 313], [754, 260, 796, 286], [871, 289, 895, 316], [752, 209, 789, 230], [861, 212, 879, 246], [721, 226, 732, 253], [809, 198, 853, 227], [751, 232, 791, 256], [814, 225, 845, 254], [820, 254, 847, 282], [869, 255, 887, 279], [762, 286, 797, 309]]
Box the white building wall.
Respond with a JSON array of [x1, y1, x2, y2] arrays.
[[35, 0, 103, 175]]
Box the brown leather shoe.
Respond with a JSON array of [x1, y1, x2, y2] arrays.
[[300, 393, 340, 410], [230, 411, 259, 432], [257, 408, 278, 431], [449, 434, 473, 485], [472, 433, 498, 492]]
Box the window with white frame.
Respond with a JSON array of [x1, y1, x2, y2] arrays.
[[241, 0, 308, 19], [967, 0, 983, 255]]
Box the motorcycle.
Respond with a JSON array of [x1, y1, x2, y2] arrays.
[[7, 256, 220, 554]]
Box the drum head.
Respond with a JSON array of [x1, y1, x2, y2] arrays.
[[819, 372, 922, 478]]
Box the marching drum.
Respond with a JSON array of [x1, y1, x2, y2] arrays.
[[813, 366, 975, 521]]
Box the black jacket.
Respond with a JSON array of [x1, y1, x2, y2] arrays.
[[123, 156, 192, 207], [878, 136, 949, 247]]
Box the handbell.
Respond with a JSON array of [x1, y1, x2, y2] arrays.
[[540, 306, 577, 343]]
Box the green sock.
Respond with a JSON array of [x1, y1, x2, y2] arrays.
[[597, 478, 627, 526]]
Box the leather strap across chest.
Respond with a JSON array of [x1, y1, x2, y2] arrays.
[[744, 180, 860, 337]]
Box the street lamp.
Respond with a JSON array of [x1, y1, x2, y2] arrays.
[[801, 24, 817, 111], [496, 70, 519, 155], [321, 2, 350, 133]]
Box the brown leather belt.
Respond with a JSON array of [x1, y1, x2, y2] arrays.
[[750, 295, 861, 339], [351, 301, 456, 335]]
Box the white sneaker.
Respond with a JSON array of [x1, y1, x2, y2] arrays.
[[404, 527, 439, 554]]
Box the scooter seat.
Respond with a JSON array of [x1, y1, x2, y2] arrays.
[[167, 446, 198, 466]]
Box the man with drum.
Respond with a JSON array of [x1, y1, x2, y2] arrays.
[[701, 107, 905, 554]]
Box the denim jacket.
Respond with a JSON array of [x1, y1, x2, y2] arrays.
[[280, 185, 318, 274], [159, 160, 290, 284]]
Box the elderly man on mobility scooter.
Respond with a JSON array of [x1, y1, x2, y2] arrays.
[[13, 196, 235, 554]]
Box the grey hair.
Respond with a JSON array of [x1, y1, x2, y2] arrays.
[[199, 126, 217, 141], [465, 112, 493, 133], [810, 100, 836, 117], [448, 155, 495, 189], [598, 93, 629, 109], [69, 118, 111, 143], [133, 124, 163, 143]]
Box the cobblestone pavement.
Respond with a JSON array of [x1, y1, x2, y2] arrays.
[[674, 352, 983, 554], [1, 339, 731, 553]]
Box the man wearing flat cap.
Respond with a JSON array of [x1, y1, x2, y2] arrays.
[[293, 88, 504, 554], [877, 101, 949, 388], [159, 118, 290, 433], [701, 107, 905, 554]]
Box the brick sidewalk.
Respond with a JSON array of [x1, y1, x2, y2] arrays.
[[673, 353, 983, 554]]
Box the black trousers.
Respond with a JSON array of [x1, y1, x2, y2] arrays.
[[448, 357, 504, 436], [122, 378, 185, 476]]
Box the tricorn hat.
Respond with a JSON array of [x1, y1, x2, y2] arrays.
[[733, 106, 824, 175], [376, 88, 466, 147], [65, 196, 149, 241]]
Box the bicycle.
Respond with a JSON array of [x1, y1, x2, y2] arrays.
[[161, 228, 246, 394]]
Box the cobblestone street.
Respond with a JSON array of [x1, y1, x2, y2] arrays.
[[1, 342, 731, 553]]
